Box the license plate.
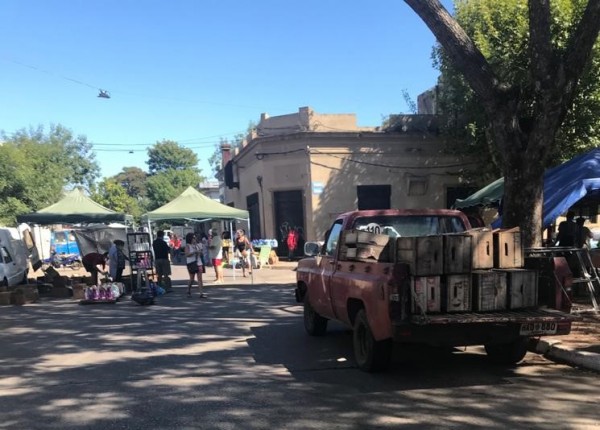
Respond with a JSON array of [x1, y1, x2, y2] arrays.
[[519, 322, 557, 336]]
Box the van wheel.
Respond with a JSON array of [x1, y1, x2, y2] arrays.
[[353, 309, 392, 372], [485, 337, 529, 365], [303, 293, 328, 336], [1, 278, 8, 287]]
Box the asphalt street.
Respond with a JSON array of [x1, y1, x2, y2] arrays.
[[1, 266, 599, 429]]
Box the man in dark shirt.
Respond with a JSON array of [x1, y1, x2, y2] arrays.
[[152, 230, 172, 287], [82, 252, 108, 286], [554, 211, 577, 247]]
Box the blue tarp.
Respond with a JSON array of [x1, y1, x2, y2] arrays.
[[455, 148, 600, 228]]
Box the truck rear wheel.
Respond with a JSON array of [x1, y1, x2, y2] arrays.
[[303, 294, 328, 336], [484, 337, 529, 365], [353, 309, 392, 372]]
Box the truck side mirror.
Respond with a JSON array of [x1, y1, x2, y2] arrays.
[[304, 242, 321, 257]]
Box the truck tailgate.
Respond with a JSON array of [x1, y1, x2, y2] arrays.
[[408, 308, 576, 325]]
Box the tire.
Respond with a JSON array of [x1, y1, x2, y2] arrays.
[[303, 293, 328, 336], [70, 261, 82, 270], [353, 309, 393, 372], [485, 337, 529, 365], [1, 277, 8, 287]]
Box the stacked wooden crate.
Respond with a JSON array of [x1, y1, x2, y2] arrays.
[[400, 227, 537, 315], [397, 235, 444, 314]]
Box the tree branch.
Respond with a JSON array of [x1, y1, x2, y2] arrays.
[[562, 0, 600, 101], [528, 0, 554, 86], [403, 0, 500, 107]]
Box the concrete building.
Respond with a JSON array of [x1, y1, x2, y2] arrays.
[[221, 106, 476, 257]]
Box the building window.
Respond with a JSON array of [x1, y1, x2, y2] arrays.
[[357, 185, 391, 210]]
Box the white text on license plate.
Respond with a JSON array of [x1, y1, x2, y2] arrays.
[[519, 322, 557, 335]]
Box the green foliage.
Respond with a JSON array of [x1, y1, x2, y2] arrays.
[[435, 0, 600, 173], [208, 124, 255, 175], [147, 140, 200, 175], [113, 167, 148, 198], [91, 179, 144, 221], [0, 124, 100, 225], [146, 169, 203, 210]]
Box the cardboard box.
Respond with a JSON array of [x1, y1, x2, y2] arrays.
[[0, 291, 11, 306], [472, 270, 507, 311], [500, 269, 538, 309], [397, 236, 444, 275], [344, 230, 390, 247], [411, 276, 441, 313], [15, 285, 39, 304], [467, 228, 494, 269], [493, 228, 523, 268], [443, 234, 472, 274], [72, 283, 86, 300], [445, 274, 471, 312]]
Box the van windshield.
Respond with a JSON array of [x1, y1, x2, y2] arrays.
[[352, 215, 466, 237]]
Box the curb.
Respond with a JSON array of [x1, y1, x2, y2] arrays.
[[529, 339, 600, 373]]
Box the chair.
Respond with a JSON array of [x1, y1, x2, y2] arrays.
[[257, 246, 272, 269]]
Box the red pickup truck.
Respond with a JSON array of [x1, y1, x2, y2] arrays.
[[295, 209, 574, 372]]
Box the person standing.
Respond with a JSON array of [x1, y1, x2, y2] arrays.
[[185, 232, 206, 298], [576, 217, 594, 249], [170, 234, 182, 263], [554, 211, 577, 246], [286, 227, 298, 260], [82, 251, 109, 286], [209, 228, 224, 284], [152, 230, 172, 288], [235, 229, 253, 277], [108, 239, 128, 282]]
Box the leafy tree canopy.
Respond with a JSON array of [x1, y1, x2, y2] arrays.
[[0, 124, 100, 225], [91, 178, 144, 221], [147, 140, 200, 175], [113, 166, 148, 199], [146, 169, 203, 210], [434, 0, 600, 178]]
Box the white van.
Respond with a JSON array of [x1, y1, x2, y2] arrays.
[[0, 228, 29, 287]]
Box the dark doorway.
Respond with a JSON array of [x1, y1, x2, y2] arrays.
[[246, 193, 261, 239], [357, 185, 391, 210], [274, 190, 305, 259]]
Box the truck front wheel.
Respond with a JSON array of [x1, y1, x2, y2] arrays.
[[484, 337, 529, 365], [303, 294, 328, 336], [353, 309, 392, 372]]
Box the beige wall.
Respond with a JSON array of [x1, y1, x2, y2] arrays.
[[222, 130, 475, 244]]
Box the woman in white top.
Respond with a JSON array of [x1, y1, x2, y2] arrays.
[[184, 232, 206, 298]]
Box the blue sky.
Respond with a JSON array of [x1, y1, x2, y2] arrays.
[[1, 0, 453, 180]]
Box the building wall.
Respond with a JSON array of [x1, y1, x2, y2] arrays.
[[223, 131, 474, 246]]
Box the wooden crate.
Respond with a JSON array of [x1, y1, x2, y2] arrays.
[[397, 236, 444, 276], [72, 283, 86, 300], [445, 274, 471, 312], [411, 276, 441, 313], [443, 234, 472, 274], [493, 228, 523, 269], [467, 228, 494, 269], [499, 269, 538, 309], [472, 270, 507, 311]]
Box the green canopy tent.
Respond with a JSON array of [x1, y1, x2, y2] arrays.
[[454, 177, 505, 210], [141, 186, 252, 282], [142, 186, 249, 223], [17, 188, 133, 225]]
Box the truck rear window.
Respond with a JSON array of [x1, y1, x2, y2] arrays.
[[352, 215, 466, 237]]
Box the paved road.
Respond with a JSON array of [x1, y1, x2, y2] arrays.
[[1, 267, 599, 429]]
